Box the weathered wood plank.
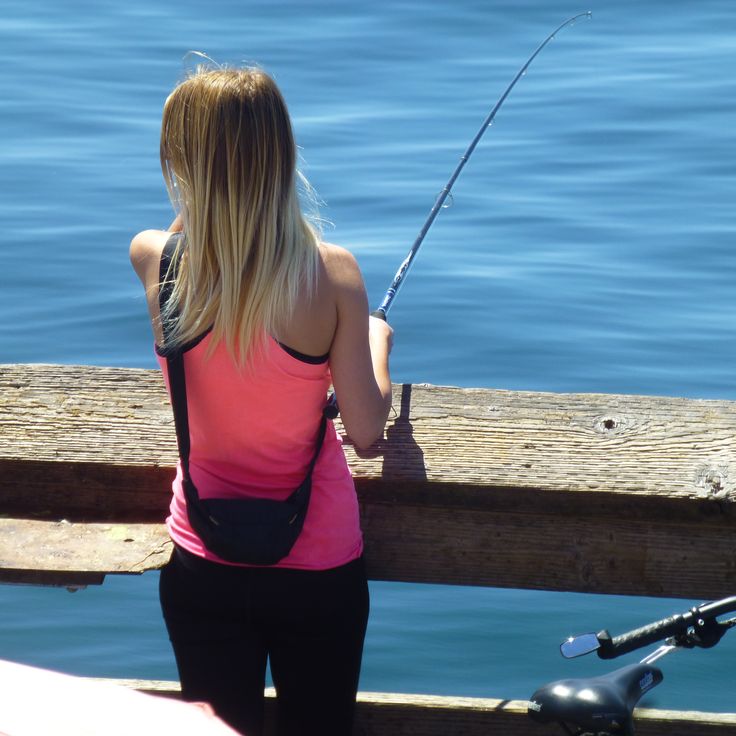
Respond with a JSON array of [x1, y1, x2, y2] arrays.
[[0, 519, 171, 584], [1, 364, 735, 597], [99, 680, 736, 735]]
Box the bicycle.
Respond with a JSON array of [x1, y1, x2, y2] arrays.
[[527, 595, 736, 735]]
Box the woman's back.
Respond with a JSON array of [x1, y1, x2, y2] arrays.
[[158, 329, 363, 570], [159, 333, 332, 494], [131, 62, 393, 736]]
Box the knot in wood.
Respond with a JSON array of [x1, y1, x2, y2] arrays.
[[594, 415, 627, 434], [695, 465, 731, 500]]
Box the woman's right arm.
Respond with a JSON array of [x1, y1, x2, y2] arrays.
[[326, 247, 393, 449]]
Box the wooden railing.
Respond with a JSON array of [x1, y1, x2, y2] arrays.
[[2, 363, 736, 734]]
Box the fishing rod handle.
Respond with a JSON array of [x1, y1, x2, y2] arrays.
[[371, 309, 387, 321], [375, 287, 397, 319], [596, 613, 691, 660]]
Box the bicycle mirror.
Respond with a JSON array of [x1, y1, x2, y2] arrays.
[[560, 633, 600, 658]]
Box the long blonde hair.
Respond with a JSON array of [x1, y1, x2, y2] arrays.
[[159, 66, 320, 364]]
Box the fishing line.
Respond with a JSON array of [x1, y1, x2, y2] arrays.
[[327, 11, 591, 418]]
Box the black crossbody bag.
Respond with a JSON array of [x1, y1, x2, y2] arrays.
[[159, 236, 327, 565]]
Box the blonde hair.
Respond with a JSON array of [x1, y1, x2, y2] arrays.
[[159, 66, 320, 364]]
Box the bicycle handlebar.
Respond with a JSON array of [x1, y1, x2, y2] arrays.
[[596, 614, 689, 659], [595, 595, 736, 660]]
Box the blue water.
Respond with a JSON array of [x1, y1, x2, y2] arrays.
[[2, 0, 735, 717]]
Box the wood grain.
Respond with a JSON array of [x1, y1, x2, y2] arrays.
[[1, 364, 735, 597]]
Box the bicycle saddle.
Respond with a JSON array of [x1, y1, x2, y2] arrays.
[[528, 663, 663, 735]]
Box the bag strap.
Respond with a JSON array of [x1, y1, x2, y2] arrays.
[[158, 233, 182, 353], [157, 235, 328, 494], [158, 234, 195, 487]]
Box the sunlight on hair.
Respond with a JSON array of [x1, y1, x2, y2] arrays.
[[296, 165, 332, 234], [160, 66, 321, 367], [182, 50, 223, 74]]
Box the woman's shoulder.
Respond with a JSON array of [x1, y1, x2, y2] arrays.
[[318, 242, 365, 292], [129, 229, 176, 285]]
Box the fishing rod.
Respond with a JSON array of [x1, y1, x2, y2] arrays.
[[372, 10, 591, 321], [326, 11, 591, 418]]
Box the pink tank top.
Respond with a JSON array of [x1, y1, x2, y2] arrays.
[[156, 334, 363, 570]]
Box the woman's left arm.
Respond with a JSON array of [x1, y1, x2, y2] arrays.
[[129, 228, 174, 345]]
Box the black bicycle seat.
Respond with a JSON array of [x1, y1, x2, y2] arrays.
[[528, 663, 663, 735]]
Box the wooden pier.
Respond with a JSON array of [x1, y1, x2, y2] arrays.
[[2, 363, 736, 734]]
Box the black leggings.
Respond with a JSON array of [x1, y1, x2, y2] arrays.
[[159, 547, 369, 736]]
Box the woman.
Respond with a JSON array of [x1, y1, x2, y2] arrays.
[[130, 65, 393, 736]]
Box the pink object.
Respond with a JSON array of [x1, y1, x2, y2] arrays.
[[0, 659, 241, 736], [157, 335, 363, 569]]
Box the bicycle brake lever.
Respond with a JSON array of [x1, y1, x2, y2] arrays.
[[690, 614, 732, 649]]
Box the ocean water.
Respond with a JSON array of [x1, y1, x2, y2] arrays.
[[1, 0, 735, 718]]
